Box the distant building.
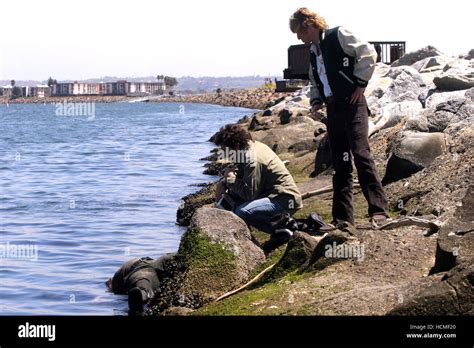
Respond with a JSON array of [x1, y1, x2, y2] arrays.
[[1, 85, 27, 98], [51, 80, 165, 96], [28, 85, 52, 98]]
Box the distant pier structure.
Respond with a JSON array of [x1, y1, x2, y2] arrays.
[[276, 41, 406, 92], [369, 41, 406, 64]]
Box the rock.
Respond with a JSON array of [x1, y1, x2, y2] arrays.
[[404, 109, 429, 132], [466, 87, 474, 102], [411, 55, 447, 73], [248, 114, 275, 131], [391, 46, 443, 67], [314, 124, 327, 136], [274, 232, 320, 272], [425, 89, 467, 108], [434, 73, 474, 91], [161, 306, 194, 316], [379, 67, 426, 105], [294, 116, 317, 125], [430, 185, 474, 274], [388, 258, 474, 315], [253, 123, 317, 154], [176, 183, 216, 226], [382, 131, 446, 184], [468, 49, 474, 60], [288, 138, 317, 153], [434, 58, 474, 91], [203, 160, 229, 176], [175, 208, 265, 305], [262, 109, 273, 116], [372, 101, 423, 134], [303, 229, 356, 271], [279, 108, 292, 125], [423, 97, 474, 133], [427, 110, 454, 132]]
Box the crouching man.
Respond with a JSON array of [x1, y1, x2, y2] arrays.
[[106, 253, 176, 315], [213, 124, 303, 234]]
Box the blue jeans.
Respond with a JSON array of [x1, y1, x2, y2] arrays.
[[234, 197, 286, 234]]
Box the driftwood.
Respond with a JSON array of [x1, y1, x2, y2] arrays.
[[378, 216, 441, 234], [214, 263, 276, 302], [302, 183, 361, 200]]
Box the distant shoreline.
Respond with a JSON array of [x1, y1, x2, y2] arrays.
[[0, 88, 291, 110]]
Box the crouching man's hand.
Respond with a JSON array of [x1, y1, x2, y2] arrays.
[[215, 181, 226, 202]]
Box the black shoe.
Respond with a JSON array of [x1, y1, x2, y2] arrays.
[[128, 287, 145, 314]]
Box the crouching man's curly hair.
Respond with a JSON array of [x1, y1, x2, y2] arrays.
[[213, 124, 252, 150]]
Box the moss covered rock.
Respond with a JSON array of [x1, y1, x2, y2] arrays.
[[174, 208, 265, 304]]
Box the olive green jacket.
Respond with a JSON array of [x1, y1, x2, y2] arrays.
[[225, 140, 303, 212]]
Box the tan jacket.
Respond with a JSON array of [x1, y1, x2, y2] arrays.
[[225, 140, 303, 212]]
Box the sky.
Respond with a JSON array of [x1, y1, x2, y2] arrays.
[[0, 0, 472, 81]]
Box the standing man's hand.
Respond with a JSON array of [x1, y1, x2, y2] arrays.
[[311, 104, 325, 119], [350, 87, 365, 104]]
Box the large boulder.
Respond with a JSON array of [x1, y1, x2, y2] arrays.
[[430, 185, 474, 274], [253, 122, 317, 154], [173, 208, 265, 305], [378, 66, 426, 105], [391, 46, 443, 67], [382, 131, 446, 184], [388, 258, 474, 315], [434, 58, 474, 91], [411, 55, 448, 73], [278, 106, 310, 125], [425, 89, 468, 108], [371, 101, 423, 134]]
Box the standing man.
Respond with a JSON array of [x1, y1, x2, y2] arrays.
[[289, 8, 389, 226]]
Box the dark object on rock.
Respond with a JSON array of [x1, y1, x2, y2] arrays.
[[262, 109, 273, 116], [261, 233, 291, 255], [311, 134, 332, 177], [314, 125, 326, 137], [203, 161, 228, 175], [279, 108, 292, 125], [274, 231, 319, 271], [264, 96, 286, 109], [176, 182, 216, 226], [382, 154, 424, 185]]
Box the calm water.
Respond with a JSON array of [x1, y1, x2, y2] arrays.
[[0, 101, 252, 315]]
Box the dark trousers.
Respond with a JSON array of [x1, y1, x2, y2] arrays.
[[326, 97, 388, 225]]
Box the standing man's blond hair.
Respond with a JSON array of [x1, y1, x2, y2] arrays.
[[289, 7, 328, 33]]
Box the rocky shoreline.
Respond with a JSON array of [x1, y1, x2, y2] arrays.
[[152, 87, 292, 110], [0, 95, 132, 104], [0, 87, 291, 109], [144, 46, 474, 316]]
